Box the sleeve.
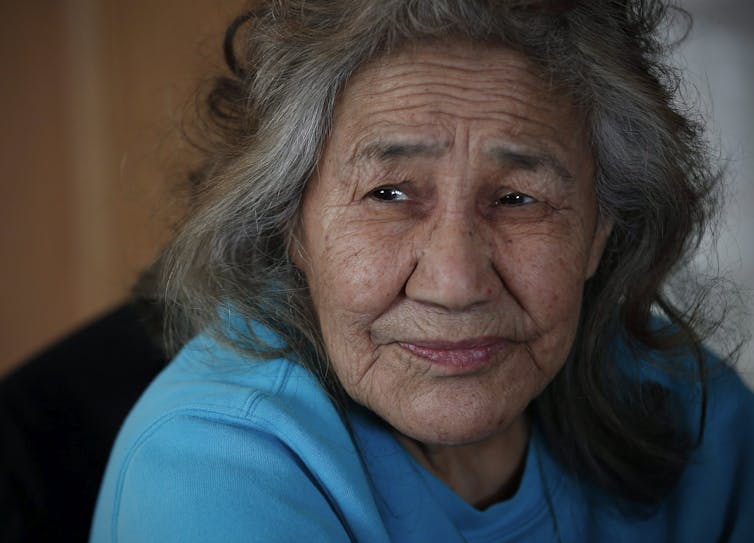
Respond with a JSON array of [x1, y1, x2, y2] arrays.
[[89, 412, 353, 543]]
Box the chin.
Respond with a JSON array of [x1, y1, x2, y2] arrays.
[[390, 392, 529, 447]]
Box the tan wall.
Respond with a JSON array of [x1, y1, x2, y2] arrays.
[[0, 0, 244, 375]]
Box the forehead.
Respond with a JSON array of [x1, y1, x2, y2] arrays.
[[328, 40, 587, 164]]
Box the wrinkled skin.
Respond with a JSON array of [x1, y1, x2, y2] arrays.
[[294, 41, 611, 505]]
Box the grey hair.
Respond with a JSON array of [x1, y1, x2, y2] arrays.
[[154, 0, 723, 505]]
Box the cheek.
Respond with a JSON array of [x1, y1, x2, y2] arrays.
[[495, 234, 588, 380], [497, 228, 590, 327], [307, 217, 412, 314], [302, 216, 415, 383]]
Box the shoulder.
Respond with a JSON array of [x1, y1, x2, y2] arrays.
[[685, 356, 754, 480], [614, 325, 754, 439], [626, 335, 754, 476], [666, 354, 754, 542], [563, 344, 754, 541], [90, 334, 379, 543]]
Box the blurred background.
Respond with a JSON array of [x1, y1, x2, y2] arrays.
[[0, 0, 751, 381], [674, 0, 754, 383], [0, 0, 244, 375]]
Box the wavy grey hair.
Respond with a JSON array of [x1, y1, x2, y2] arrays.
[[153, 0, 722, 505]]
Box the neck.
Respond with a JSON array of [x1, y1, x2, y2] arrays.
[[395, 415, 531, 509]]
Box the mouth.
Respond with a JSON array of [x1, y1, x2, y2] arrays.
[[398, 337, 507, 373]]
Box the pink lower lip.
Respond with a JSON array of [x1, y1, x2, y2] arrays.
[[399, 338, 507, 372]]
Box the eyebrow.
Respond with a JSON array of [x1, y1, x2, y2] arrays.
[[486, 146, 574, 183], [353, 139, 450, 163]]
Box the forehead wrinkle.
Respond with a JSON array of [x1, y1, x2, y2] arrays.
[[350, 92, 564, 137], [345, 54, 563, 113], [347, 79, 568, 141], [336, 48, 587, 175], [361, 78, 554, 112], [359, 52, 551, 96]]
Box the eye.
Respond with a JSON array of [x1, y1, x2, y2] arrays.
[[495, 192, 537, 207], [370, 186, 409, 201]]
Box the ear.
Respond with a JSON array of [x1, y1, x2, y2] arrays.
[[585, 213, 613, 279]]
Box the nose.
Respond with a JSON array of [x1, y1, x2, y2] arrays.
[[404, 209, 502, 311]]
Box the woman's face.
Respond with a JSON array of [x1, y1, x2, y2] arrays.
[[295, 42, 611, 446]]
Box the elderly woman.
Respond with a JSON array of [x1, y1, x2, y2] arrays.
[[91, 1, 753, 541]]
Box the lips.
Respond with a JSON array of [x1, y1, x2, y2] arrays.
[[398, 337, 507, 372]]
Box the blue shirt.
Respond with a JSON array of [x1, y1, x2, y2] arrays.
[[90, 331, 754, 542]]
